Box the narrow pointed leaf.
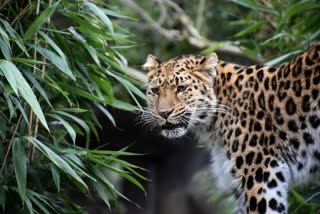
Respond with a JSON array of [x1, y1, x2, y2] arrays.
[[0, 60, 49, 130], [12, 138, 27, 201], [32, 45, 75, 80], [24, 1, 60, 39], [50, 164, 60, 192], [0, 185, 6, 209], [48, 113, 76, 144], [85, 2, 114, 34], [25, 136, 88, 191]]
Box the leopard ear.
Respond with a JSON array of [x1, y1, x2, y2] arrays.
[[202, 52, 218, 76], [142, 54, 160, 71]]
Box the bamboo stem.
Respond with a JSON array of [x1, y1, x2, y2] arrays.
[[0, 115, 23, 177]]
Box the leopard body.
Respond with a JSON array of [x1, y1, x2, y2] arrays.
[[143, 42, 320, 213]]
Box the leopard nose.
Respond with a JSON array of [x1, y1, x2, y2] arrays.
[[158, 108, 173, 119]]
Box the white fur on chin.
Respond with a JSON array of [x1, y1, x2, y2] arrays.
[[161, 128, 187, 138]]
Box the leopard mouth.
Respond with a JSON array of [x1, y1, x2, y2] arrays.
[[159, 115, 190, 138], [161, 122, 186, 130]]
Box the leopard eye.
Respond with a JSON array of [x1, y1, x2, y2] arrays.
[[150, 87, 159, 95], [177, 85, 188, 93]]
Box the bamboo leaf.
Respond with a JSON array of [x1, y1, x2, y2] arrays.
[[284, 1, 315, 20], [12, 138, 27, 201], [10, 96, 29, 125], [0, 60, 49, 130], [32, 45, 75, 80], [0, 184, 6, 209], [85, 45, 101, 67], [0, 18, 27, 55], [85, 1, 114, 34], [0, 34, 11, 60], [50, 164, 60, 192], [91, 181, 111, 208], [24, 72, 52, 107], [94, 103, 116, 127], [265, 50, 302, 65], [12, 57, 47, 65], [235, 21, 267, 37], [25, 137, 88, 191], [231, 0, 279, 15], [89, 156, 144, 192], [106, 70, 146, 100], [25, 196, 35, 214], [48, 113, 76, 144], [24, 1, 60, 39], [109, 99, 139, 111], [39, 31, 67, 61], [28, 194, 51, 214]]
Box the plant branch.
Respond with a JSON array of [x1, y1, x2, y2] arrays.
[[0, 115, 23, 177], [120, 0, 264, 64], [196, 0, 206, 31]]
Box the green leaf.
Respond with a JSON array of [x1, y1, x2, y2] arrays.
[[0, 30, 11, 60], [91, 74, 113, 100], [12, 138, 27, 201], [261, 33, 289, 45], [94, 103, 116, 127], [85, 1, 114, 34], [85, 45, 101, 67], [48, 113, 76, 144], [89, 156, 144, 192], [27, 189, 57, 213], [231, 0, 279, 15], [106, 70, 146, 100], [235, 21, 267, 37], [26, 136, 88, 191], [55, 111, 91, 145], [54, 108, 89, 113], [0, 18, 27, 55], [0, 185, 5, 210], [265, 50, 302, 66], [12, 57, 47, 65], [90, 165, 116, 198], [28, 194, 51, 214], [10, 96, 29, 125], [25, 196, 35, 214], [39, 31, 67, 62], [110, 99, 139, 111], [24, 1, 60, 39], [32, 45, 75, 80], [91, 181, 111, 208], [284, 1, 316, 20], [201, 42, 227, 55], [60, 83, 106, 103], [24, 72, 52, 107], [291, 189, 308, 205], [50, 164, 60, 192], [0, 60, 49, 130]]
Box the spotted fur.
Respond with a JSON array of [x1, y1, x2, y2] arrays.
[[143, 42, 320, 213]]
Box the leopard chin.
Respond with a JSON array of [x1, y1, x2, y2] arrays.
[[161, 127, 187, 138]]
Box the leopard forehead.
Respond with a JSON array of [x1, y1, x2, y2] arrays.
[[149, 55, 206, 86]]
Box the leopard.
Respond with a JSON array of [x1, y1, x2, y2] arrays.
[[142, 42, 320, 213]]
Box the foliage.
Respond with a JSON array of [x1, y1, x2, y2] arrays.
[[230, 0, 320, 64], [0, 0, 145, 213]]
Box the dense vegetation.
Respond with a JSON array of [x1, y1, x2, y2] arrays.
[[0, 1, 145, 213]]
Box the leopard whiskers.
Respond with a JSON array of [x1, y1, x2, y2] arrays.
[[135, 107, 158, 130]]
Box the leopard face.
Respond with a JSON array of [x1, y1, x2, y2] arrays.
[[143, 53, 218, 138]]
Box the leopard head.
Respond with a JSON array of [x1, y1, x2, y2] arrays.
[[143, 53, 218, 138]]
